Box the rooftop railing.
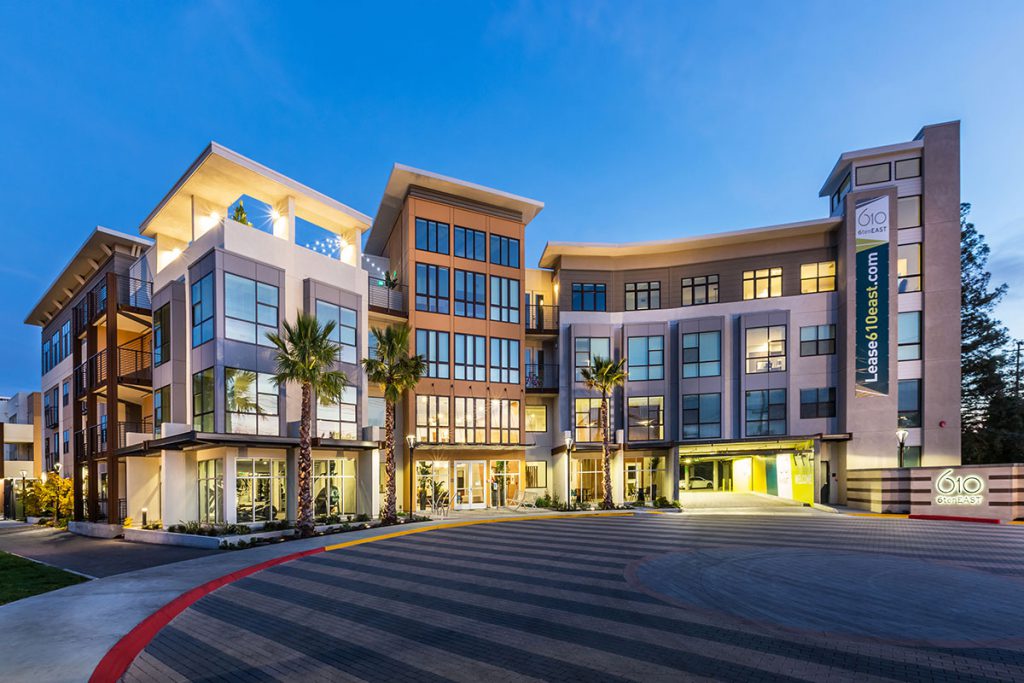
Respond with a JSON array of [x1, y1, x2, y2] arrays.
[[367, 276, 408, 316]]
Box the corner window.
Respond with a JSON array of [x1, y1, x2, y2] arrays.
[[225, 368, 280, 436], [416, 329, 450, 379], [682, 275, 718, 306], [800, 387, 836, 419], [743, 268, 782, 300], [574, 337, 610, 381], [897, 196, 922, 229], [415, 264, 449, 314], [571, 283, 606, 311], [800, 261, 836, 293], [316, 386, 357, 440], [682, 331, 720, 378], [898, 311, 922, 361], [746, 389, 786, 436], [153, 304, 170, 365], [898, 243, 923, 293], [898, 379, 921, 427], [489, 276, 520, 323], [627, 335, 664, 381], [627, 396, 664, 441], [454, 226, 486, 261], [315, 300, 357, 364], [489, 338, 520, 384], [682, 393, 721, 439], [415, 218, 449, 255], [799, 325, 835, 356], [746, 326, 787, 374], [856, 162, 890, 185], [153, 385, 169, 436], [192, 367, 214, 432], [454, 270, 486, 319], [190, 274, 214, 347], [453, 333, 486, 382], [525, 405, 547, 433], [625, 281, 660, 311], [895, 158, 921, 180], [489, 235, 520, 268]]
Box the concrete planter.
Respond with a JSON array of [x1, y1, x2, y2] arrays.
[[68, 521, 124, 539], [123, 527, 297, 549], [26, 516, 51, 525]]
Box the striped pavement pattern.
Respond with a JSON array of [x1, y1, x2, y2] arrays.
[[123, 514, 1024, 682]]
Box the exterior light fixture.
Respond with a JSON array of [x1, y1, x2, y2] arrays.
[[141, 507, 148, 526], [896, 428, 910, 468], [406, 434, 416, 451], [563, 430, 575, 507]]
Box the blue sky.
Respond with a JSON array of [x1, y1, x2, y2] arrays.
[[1, 1, 1023, 394]]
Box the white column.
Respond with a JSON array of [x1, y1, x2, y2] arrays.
[[612, 446, 625, 506], [357, 448, 380, 518], [224, 448, 239, 525], [274, 196, 296, 243]]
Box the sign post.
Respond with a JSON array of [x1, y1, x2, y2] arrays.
[[854, 195, 890, 397]]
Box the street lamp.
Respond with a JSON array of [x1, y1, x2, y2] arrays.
[[563, 430, 575, 509], [896, 429, 909, 468], [19, 469, 27, 522]]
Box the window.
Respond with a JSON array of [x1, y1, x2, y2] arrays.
[[574, 398, 604, 443], [902, 446, 922, 468], [416, 329, 450, 379], [489, 234, 519, 268], [192, 368, 214, 432], [42, 339, 49, 374], [454, 270, 486, 319], [895, 158, 921, 180], [153, 385, 169, 436], [490, 399, 520, 444], [454, 397, 487, 443], [898, 379, 921, 427], [898, 243, 922, 293], [153, 304, 170, 365], [682, 275, 719, 306], [571, 457, 604, 505], [225, 368, 280, 435], [682, 393, 721, 439], [191, 274, 214, 347], [800, 325, 835, 356], [831, 173, 851, 213], [235, 458, 287, 523], [490, 338, 520, 384], [415, 218, 449, 254], [800, 261, 836, 293], [897, 195, 922, 229], [453, 333, 486, 381], [574, 337, 610, 381], [746, 389, 786, 436], [746, 326, 787, 374], [223, 274, 278, 346], [454, 226, 486, 261], [682, 331, 721, 378], [627, 336, 664, 381], [898, 311, 922, 361], [416, 395, 450, 443], [415, 264, 449, 314], [525, 405, 547, 432], [317, 386, 357, 440], [571, 283, 606, 311], [491, 460, 522, 506], [856, 162, 890, 185], [489, 276, 520, 323], [62, 381, 69, 406], [800, 388, 836, 419], [627, 396, 664, 441], [316, 300, 358, 364], [625, 282, 661, 311], [63, 430, 69, 454], [525, 461, 547, 488], [313, 457, 356, 518], [198, 459, 223, 524], [62, 321, 70, 359], [743, 268, 782, 300], [367, 397, 385, 428]]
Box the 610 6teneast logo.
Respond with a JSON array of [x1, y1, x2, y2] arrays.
[[934, 468, 985, 506]]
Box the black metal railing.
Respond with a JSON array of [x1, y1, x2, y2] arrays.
[[117, 334, 152, 385], [118, 276, 152, 311], [526, 304, 559, 332], [44, 406, 59, 429], [118, 419, 153, 447], [525, 363, 559, 391], [73, 275, 152, 335], [367, 276, 408, 315]]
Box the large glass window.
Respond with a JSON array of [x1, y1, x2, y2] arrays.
[[525, 461, 547, 488], [416, 395, 450, 443], [525, 405, 547, 432], [574, 337, 610, 381], [800, 325, 836, 356], [898, 311, 922, 361], [743, 268, 782, 300], [746, 389, 786, 436], [682, 393, 721, 439], [191, 274, 214, 347], [454, 397, 487, 443], [746, 326, 787, 373], [315, 300, 357, 364], [192, 368, 214, 432], [627, 335, 664, 381], [571, 457, 603, 505], [317, 386, 357, 440], [897, 196, 922, 229], [682, 331, 721, 378], [489, 399, 520, 444], [415, 460, 450, 512], [153, 385, 169, 436], [489, 276, 520, 323], [415, 218, 449, 254], [454, 226, 486, 261], [489, 235, 520, 268], [454, 270, 486, 319], [313, 457, 356, 518], [491, 460, 522, 506], [153, 304, 170, 366], [625, 281, 660, 311], [898, 379, 922, 427], [800, 261, 836, 294], [225, 368, 280, 435], [367, 397, 385, 427], [574, 398, 604, 443], [235, 458, 287, 523], [225, 273, 278, 346], [898, 243, 923, 293], [489, 338, 520, 384], [627, 396, 664, 441], [415, 264, 449, 314], [856, 162, 890, 185], [625, 456, 664, 504], [682, 275, 718, 306], [416, 329, 450, 379], [571, 283, 606, 311], [198, 459, 223, 524], [800, 387, 836, 418], [453, 333, 486, 381]]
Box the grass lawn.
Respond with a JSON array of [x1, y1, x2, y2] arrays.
[[0, 551, 89, 605]]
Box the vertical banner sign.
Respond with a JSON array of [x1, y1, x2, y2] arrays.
[[855, 195, 890, 396]]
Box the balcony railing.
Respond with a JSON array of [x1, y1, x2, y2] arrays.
[[526, 305, 559, 333], [73, 337, 152, 395], [367, 276, 408, 316], [76, 418, 153, 459], [525, 363, 559, 391], [73, 275, 152, 334], [43, 406, 59, 429]]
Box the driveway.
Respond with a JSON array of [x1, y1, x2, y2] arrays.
[[677, 490, 817, 511]]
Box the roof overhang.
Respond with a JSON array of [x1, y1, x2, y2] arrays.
[[818, 139, 924, 197], [116, 431, 380, 456], [139, 142, 371, 242], [365, 164, 544, 255], [24, 226, 152, 327]]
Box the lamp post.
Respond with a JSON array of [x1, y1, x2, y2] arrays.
[[405, 434, 417, 514], [19, 469, 27, 522], [896, 429, 909, 468], [563, 430, 575, 510], [53, 462, 62, 524]]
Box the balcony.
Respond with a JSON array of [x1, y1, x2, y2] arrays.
[[43, 406, 59, 429], [526, 304, 559, 334], [73, 275, 152, 335], [75, 418, 153, 460], [525, 363, 559, 393], [367, 276, 408, 317], [73, 337, 152, 397]]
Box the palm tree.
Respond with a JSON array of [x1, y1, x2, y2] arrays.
[[362, 324, 425, 525], [580, 356, 628, 510], [267, 313, 348, 537]]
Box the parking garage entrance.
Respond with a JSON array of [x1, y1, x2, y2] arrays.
[[679, 439, 816, 505]]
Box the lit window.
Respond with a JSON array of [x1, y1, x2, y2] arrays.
[[525, 405, 547, 433], [743, 268, 782, 300], [746, 326, 787, 374], [454, 397, 487, 443], [489, 399, 520, 444], [416, 395, 450, 443], [898, 243, 922, 293], [800, 261, 836, 294], [574, 398, 604, 443], [525, 461, 547, 488]]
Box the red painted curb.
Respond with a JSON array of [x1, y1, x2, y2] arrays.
[[908, 514, 1001, 524], [89, 546, 326, 683]]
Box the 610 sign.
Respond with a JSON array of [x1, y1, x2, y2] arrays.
[[934, 468, 985, 506]]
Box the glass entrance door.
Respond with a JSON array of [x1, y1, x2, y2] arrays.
[[454, 460, 486, 509]]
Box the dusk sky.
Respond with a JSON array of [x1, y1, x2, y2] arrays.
[[1, 1, 1023, 395]]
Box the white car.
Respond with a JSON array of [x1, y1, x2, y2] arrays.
[[686, 476, 714, 490]]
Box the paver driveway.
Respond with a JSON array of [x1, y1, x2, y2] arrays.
[[123, 514, 1024, 682]]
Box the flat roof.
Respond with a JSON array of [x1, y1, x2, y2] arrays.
[[817, 139, 924, 197], [139, 142, 372, 242], [365, 164, 544, 255], [537, 216, 840, 269], [25, 226, 152, 327]]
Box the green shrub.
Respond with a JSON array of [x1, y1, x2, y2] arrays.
[[653, 496, 680, 509], [354, 513, 370, 523]]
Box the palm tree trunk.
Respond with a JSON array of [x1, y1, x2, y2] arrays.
[[382, 400, 398, 525], [601, 390, 613, 510], [297, 382, 314, 537]]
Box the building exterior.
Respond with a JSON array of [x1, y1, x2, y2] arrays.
[[0, 391, 43, 518], [25, 121, 961, 529]]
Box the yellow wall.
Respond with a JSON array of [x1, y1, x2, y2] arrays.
[[733, 457, 753, 492], [752, 456, 767, 493]]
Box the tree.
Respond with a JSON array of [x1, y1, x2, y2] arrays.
[[580, 356, 628, 510], [362, 324, 425, 525], [231, 200, 252, 226], [267, 313, 348, 537]]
